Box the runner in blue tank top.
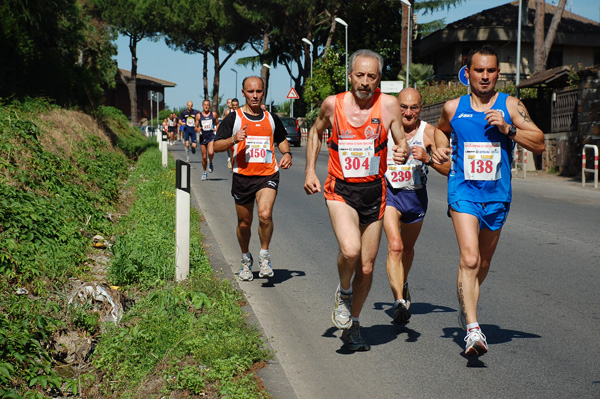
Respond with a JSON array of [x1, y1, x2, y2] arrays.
[[432, 45, 545, 358]]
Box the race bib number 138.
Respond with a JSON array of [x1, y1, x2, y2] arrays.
[[463, 142, 501, 181]]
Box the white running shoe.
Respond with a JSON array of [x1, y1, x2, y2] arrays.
[[464, 328, 488, 357], [258, 253, 274, 278], [208, 162, 214, 173], [227, 157, 232, 169], [201, 172, 207, 181], [332, 286, 353, 329], [238, 255, 253, 281]]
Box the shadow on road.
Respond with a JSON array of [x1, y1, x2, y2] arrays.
[[442, 322, 542, 366], [258, 269, 307, 287]]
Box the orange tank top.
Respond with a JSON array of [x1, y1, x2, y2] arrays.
[[327, 89, 388, 183], [231, 108, 279, 176]]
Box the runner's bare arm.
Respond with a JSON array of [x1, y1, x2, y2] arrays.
[[506, 97, 545, 154], [432, 99, 458, 163], [304, 96, 334, 194], [384, 94, 409, 164], [424, 125, 450, 176]]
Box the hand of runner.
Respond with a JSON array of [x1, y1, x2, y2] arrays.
[[304, 172, 321, 194], [234, 124, 248, 143], [279, 153, 292, 169], [484, 109, 509, 134], [411, 146, 428, 163], [432, 147, 451, 164], [392, 144, 409, 164]]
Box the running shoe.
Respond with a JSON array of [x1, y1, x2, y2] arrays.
[[238, 254, 253, 281], [208, 162, 214, 173], [186, 155, 190, 163], [332, 287, 353, 329], [191, 146, 196, 154], [227, 157, 232, 169], [341, 321, 370, 351], [464, 328, 488, 357], [393, 300, 411, 324], [201, 172, 207, 181], [403, 281, 411, 309], [258, 253, 274, 278]]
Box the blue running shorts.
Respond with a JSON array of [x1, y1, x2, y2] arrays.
[[448, 200, 510, 231], [386, 186, 428, 224]]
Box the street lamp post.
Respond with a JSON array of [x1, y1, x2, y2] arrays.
[[230, 68, 238, 96], [334, 18, 348, 92], [400, 0, 411, 88], [301, 37, 314, 111], [262, 63, 272, 112]]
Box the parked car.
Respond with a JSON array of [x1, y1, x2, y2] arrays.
[[280, 117, 301, 147], [140, 125, 158, 138]]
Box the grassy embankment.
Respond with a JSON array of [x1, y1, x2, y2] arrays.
[[0, 99, 271, 398]]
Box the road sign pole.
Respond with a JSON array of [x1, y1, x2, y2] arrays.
[[175, 160, 190, 281], [291, 99, 294, 118]]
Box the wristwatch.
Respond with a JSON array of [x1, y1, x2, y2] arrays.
[[284, 151, 293, 159], [507, 125, 517, 137]]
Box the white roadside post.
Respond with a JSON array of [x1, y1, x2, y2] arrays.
[[175, 159, 190, 281], [161, 130, 168, 167]]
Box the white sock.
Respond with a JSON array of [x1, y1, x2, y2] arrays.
[[242, 252, 252, 260], [351, 316, 359, 323], [395, 299, 406, 307], [260, 249, 269, 257], [339, 284, 352, 296], [467, 322, 480, 331]]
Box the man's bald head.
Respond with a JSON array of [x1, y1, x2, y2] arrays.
[[398, 88, 422, 105]]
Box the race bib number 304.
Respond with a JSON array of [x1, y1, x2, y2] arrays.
[[463, 142, 501, 181], [245, 136, 272, 163], [338, 139, 379, 178]]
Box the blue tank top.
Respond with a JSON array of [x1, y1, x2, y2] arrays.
[[448, 92, 514, 204]]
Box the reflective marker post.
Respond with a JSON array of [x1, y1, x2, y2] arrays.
[[161, 131, 168, 167], [175, 159, 190, 281]]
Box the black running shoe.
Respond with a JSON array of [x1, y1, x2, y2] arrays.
[[393, 300, 411, 324], [341, 322, 370, 351]]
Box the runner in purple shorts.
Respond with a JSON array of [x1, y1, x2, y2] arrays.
[[383, 88, 449, 325]]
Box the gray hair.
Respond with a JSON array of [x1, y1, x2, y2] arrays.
[[349, 49, 383, 76]]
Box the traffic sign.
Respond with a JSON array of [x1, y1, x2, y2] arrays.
[[458, 65, 470, 86], [286, 87, 299, 99]]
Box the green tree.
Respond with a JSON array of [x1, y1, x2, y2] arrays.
[[164, 0, 250, 111], [93, 0, 161, 124], [398, 63, 435, 88], [303, 49, 346, 106], [0, 0, 116, 106]]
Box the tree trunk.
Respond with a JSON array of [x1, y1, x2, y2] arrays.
[[533, 0, 567, 73], [211, 41, 220, 110], [261, 30, 270, 107], [401, 1, 411, 68], [128, 35, 139, 125], [202, 50, 208, 102]]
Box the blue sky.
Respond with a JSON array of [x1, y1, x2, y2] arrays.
[[113, 0, 598, 111]]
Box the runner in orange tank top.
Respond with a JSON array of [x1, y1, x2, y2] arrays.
[[214, 76, 293, 282], [304, 49, 409, 351]]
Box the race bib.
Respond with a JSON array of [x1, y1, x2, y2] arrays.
[[386, 164, 415, 189], [338, 139, 379, 178], [245, 136, 272, 164], [463, 142, 501, 180], [201, 119, 212, 131], [186, 117, 195, 127]]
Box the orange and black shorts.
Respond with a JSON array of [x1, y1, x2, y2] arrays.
[[324, 174, 386, 225]]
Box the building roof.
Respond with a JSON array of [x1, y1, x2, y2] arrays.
[[419, 1, 600, 53], [446, 0, 600, 34], [118, 69, 176, 88], [516, 65, 571, 88]]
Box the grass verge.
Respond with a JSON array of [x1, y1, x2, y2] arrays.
[[0, 98, 272, 398]]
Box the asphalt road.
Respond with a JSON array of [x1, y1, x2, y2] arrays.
[[168, 140, 600, 399]]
